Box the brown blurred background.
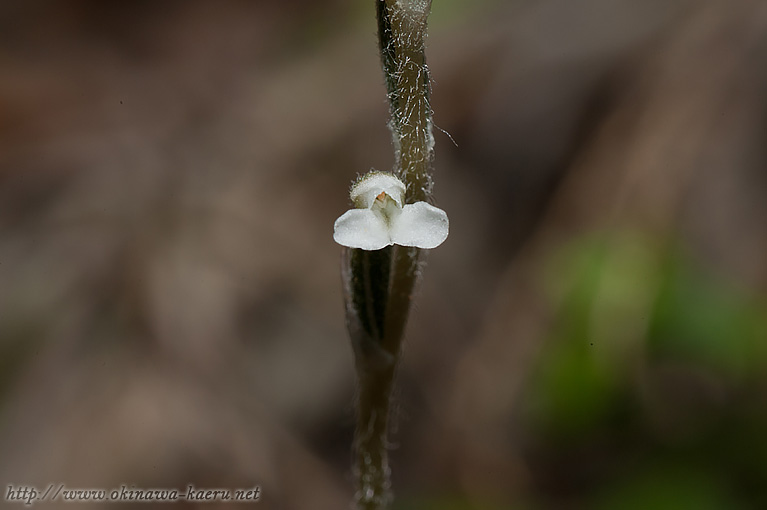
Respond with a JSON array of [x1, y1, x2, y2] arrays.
[[2, 1, 767, 509]]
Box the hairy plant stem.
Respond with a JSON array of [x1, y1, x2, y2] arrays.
[[342, 2, 434, 509], [378, 0, 434, 202]]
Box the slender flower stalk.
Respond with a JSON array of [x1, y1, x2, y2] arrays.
[[336, 1, 439, 509]]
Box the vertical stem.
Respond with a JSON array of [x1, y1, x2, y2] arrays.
[[344, 2, 434, 509], [377, 0, 434, 202], [347, 244, 419, 510], [344, 246, 398, 510], [354, 367, 395, 509]]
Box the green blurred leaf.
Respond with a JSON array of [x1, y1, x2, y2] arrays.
[[649, 250, 767, 377], [593, 463, 745, 510]]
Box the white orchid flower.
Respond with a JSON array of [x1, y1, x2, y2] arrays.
[[333, 172, 449, 250]]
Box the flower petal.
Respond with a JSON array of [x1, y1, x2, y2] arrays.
[[333, 209, 392, 250], [390, 202, 449, 249]]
